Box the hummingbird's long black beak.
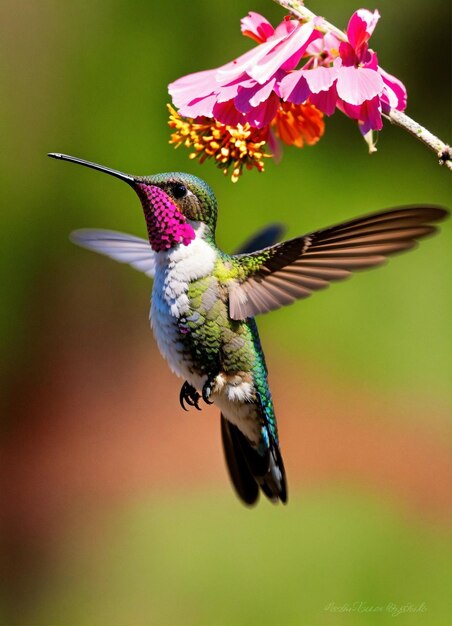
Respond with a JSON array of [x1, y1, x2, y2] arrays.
[[48, 153, 136, 185]]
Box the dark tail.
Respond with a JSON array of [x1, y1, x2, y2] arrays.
[[221, 414, 287, 506]]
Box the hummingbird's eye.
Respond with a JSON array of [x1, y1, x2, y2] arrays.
[[171, 182, 187, 199]]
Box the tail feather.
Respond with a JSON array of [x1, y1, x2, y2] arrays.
[[221, 414, 287, 506], [263, 438, 287, 504], [221, 415, 259, 505]]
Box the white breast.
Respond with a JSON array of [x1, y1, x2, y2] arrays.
[[150, 223, 217, 383], [150, 225, 262, 443]]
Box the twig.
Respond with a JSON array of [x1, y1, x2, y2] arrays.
[[385, 109, 452, 170], [275, 0, 347, 41], [273, 0, 452, 171]]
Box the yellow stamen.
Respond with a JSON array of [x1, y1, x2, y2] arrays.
[[167, 104, 270, 182]]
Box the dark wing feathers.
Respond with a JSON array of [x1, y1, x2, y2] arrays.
[[234, 223, 286, 254], [229, 206, 448, 320]]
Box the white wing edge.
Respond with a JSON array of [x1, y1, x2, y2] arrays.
[[70, 229, 155, 278]]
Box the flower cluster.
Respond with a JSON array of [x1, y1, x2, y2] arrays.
[[168, 8, 407, 180], [168, 105, 270, 182], [280, 10, 406, 134]]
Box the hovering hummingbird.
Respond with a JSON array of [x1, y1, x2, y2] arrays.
[[49, 152, 447, 506]]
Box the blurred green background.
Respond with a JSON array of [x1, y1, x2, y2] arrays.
[[1, 1, 451, 625]]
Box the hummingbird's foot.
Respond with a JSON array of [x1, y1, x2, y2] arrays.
[[202, 374, 217, 405], [179, 381, 202, 412]]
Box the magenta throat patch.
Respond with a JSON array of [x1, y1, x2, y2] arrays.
[[137, 184, 196, 252]]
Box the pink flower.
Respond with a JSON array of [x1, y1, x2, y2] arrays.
[[168, 13, 321, 129], [168, 7, 409, 175], [280, 9, 407, 133]]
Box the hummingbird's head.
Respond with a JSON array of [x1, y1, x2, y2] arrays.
[[140, 172, 218, 250], [48, 154, 218, 252]]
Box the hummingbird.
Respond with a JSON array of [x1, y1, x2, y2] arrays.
[[49, 152, 447, 506]]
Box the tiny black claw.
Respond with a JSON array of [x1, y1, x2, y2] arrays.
[[179, 382, 189, 411], [179, 381, 202, 412], [202, 382, 214, 405], [203, 393, 214, 405]]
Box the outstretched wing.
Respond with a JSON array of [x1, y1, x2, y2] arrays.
[[229, 206, 448, 320], [70, 229, 156, 277], [70, 223, 287, 278]]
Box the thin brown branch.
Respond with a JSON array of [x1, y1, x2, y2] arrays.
[[385, 109, 452, 170]]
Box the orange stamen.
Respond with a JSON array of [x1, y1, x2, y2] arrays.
[[272, 101, 324, 148]]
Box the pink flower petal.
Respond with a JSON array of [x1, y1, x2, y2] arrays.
[[356, 9, 380, 37], [308, 31, 342, 59], [249, 77, 277, 107], [309, 84, 338, 116], [178, 93, 217, 118], [281, 66, 339, 113], [216, 75, 255, 103], [240, 11, 275, 43], [279, 70, 310, 104], [168, 68, 218, 109], [243, 92, 280, 128], [364, 50, 379, 71], [248, 21, 321, 84], [216, 37, 284, 84], [303, 66, 339, 93], [337, 100, 360, 121], [378, 67, 407, 111], [336, 66, 384, 105], [273, 18, 299, 38], [347, 9, 380, 52], [213, 100, 246, 127], [306, 38, 324, 56], [235, 78, 276, 113], [339, 96, 382, 132], [338, 41, 357, 67], [359, 97, 383, 133], [324, 32, 342, 53]]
